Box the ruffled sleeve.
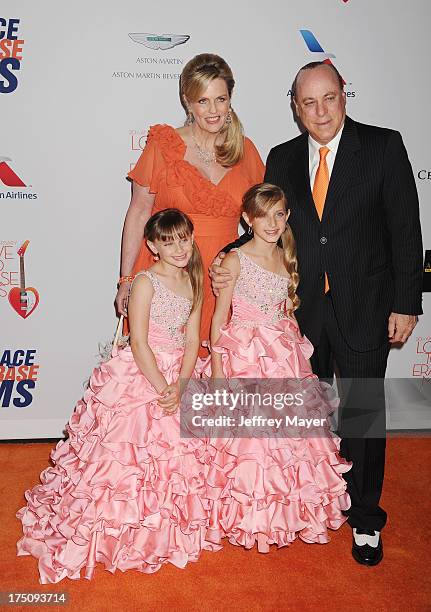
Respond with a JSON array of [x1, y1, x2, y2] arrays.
[[127, 125, 167, 193], [242, 137, 265, 184]]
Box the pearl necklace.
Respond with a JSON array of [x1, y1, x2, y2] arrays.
[[191, 130, 216, 165]]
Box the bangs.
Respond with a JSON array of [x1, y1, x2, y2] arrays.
[[158, 228, 191, 242], [144, 208, 194, 243], [185, 73, 215, 102], [152, 215, 192, 242], [242, 183, 287, 221], [251, 193, 286, 218]]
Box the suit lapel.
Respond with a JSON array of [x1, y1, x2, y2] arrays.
[[287, 133, 321, 224], [322, 116, 361, 220]]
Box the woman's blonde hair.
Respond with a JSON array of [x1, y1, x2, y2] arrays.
[[242, 183, 300, 313], [180, 53, 244, 167], [144, 208, 203, 312]]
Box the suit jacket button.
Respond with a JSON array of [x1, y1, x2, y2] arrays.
[[320, 236, 327, 244]]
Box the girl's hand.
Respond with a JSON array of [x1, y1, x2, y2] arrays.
[[158, 382, 180, 415]]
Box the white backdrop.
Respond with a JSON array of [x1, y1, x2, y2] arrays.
[[1, 0, 430, 438]]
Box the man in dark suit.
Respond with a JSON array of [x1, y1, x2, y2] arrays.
[[212, 61, 423, 565]]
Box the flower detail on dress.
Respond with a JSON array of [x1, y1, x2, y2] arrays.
[[146, 124, 241, 218], [147, 124, 185, 163]]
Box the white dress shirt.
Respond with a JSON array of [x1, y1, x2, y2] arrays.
[[308, 124, 344, 190]]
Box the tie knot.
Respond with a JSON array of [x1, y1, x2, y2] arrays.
[[319, 146, 330, 160]]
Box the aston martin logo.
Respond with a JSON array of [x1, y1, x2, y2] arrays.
[[128, 33, 190, 50]]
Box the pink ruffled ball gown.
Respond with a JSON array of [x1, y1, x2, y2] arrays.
[[17, 270, 220, 584], [202, 248, 352, 552]]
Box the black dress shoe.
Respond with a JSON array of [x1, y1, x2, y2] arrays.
[[352, 529, 383, 566]]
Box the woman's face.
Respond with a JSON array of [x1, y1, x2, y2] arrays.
[[187, 78, 230, 134]]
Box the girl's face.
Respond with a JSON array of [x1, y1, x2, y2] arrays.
[[148, 233, 194, 268], [243, 199, 290, 244]]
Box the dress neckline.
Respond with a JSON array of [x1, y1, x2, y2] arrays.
[[140, 270, 192, 303], [236, 248, 290, 281], [168, 125, 236, 188]]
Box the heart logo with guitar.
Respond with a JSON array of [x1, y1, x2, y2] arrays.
[[8, 240, 40, 318]]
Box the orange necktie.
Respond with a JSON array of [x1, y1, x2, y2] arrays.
[[312, 146, 330, 292]]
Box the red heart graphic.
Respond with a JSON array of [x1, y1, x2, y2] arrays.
[[8, 287, 40, 318]]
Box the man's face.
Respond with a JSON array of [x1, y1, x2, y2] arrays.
[[294, 64, 346, 145]]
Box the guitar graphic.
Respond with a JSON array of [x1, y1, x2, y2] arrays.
[[8, 240, 40, 318]]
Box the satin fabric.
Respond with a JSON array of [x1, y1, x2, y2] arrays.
[[200, 294, 352, 552], [17, 336, 220, 584]]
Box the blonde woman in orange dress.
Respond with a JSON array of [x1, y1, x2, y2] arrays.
[[115, 53, 264, 351]]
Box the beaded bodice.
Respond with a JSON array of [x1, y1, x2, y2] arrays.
[[230, 249, 292, 326], [135, 270, 192, 349]]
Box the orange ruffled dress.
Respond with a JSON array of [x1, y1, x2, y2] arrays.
[[127, 124, 264, 347]]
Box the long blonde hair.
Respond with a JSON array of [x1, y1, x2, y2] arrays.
[[242, 183, 300, 312], [180, 53, 244, 167], [144, 208, 203, 312]]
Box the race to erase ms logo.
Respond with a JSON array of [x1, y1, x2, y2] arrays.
[[412, 338, 431, 383], [0, 157, 38, 200], [289, 30, 356, 99], [0, 348, 39, 408], [129, 128, 148, 172], [0, 240, 40, 318], [0, 17, 24, 94]]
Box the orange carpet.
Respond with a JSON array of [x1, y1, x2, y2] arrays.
[[1, 438, 430, 612]]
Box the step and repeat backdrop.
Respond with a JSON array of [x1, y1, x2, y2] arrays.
[[1, 0, 430, 438]]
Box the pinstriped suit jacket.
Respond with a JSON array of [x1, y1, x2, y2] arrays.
[[229, 116, 423, 351]]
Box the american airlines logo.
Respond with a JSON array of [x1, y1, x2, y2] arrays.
[[299, 30, 348, 88], [0, 157, 25, 187], [0, 157, 37, 199], [300, 30, 337, 64]]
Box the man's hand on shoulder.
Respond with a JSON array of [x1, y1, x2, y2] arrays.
[[388, 312, 418, 344], [209, 251, 233, 296]]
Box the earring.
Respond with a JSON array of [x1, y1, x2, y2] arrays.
[[225, 109, 232, 125], [247, 225, 253, 235], [186, 110, 194, 126], [153, 253, 159, 261]]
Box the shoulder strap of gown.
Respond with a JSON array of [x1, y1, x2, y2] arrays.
[[131, 270, 160, 291]]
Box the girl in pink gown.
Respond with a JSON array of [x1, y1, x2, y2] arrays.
[[17, 209, 220, 583], [203, 183, 351, 552]]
